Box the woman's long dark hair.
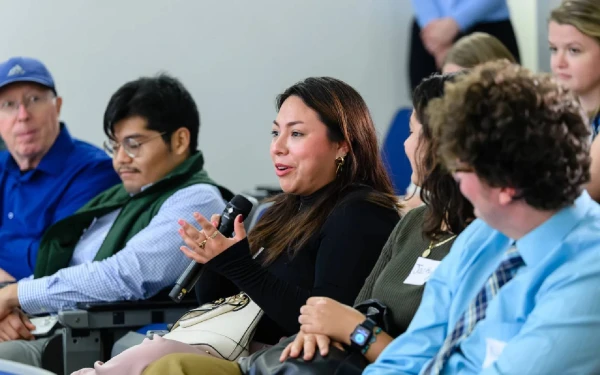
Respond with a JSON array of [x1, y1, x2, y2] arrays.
[[413, 73, 475, 239], [249, 77, 401, 264]]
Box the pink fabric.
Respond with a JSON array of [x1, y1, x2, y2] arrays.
[[70, 335, 207, 375]]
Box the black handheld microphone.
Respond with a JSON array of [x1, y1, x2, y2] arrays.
[[169, 194, 254, 303]]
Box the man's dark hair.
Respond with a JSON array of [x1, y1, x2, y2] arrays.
[[429, 60, 591, 210], [103, 73, 199, 153]]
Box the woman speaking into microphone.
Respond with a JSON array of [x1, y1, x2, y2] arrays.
[[179, 76, 401, 345], [73, 77, 400, 375]]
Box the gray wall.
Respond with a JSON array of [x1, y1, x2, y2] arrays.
[[0, 0, 415, 193]]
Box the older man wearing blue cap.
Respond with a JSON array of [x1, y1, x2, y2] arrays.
[[0, 57, 120, 281]]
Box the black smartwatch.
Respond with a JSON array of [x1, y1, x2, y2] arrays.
[[349, 318, 376, 352]]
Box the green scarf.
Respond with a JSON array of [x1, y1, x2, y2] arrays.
[[34, 151, 232, 278]]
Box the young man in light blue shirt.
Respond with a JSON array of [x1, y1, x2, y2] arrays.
[[366, 61, 600, 374]]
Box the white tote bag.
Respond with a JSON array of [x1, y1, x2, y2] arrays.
[[164, 292, 264, 360]]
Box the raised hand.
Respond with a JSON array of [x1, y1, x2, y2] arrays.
[[177, 212, 246, 264]]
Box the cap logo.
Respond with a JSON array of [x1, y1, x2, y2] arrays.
[[7, 65, 25, 77]]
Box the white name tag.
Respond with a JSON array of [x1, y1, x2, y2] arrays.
[[483, 338, 507, 369], [403, 257, 441, 285]]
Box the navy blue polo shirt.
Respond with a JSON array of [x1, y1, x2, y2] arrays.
[[0, 124, 120, 280]]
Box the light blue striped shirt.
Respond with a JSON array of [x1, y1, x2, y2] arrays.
[[411, 0, 510, 31], [366, 192, 600, 374], [17, 183, 226, 314]]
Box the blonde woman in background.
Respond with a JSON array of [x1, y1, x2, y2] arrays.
[[403, 31, 516, 213], [442, 32, 517, 73], [549, 0, 600, 202]]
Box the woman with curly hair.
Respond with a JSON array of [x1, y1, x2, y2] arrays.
[[403, 31, 517, 212]]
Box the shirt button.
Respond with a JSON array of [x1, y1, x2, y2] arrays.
[[7, 212, 13, 220]]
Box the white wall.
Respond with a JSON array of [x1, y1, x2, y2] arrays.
[[507, 0, 563, 73], [0, 0, 414, 193], [507, 0, 539, 71], [0, 0, 554, 193]]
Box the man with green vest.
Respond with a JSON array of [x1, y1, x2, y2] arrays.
[[0, 74, 231, 367]]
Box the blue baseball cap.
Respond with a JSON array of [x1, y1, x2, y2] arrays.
[[0, 57, 56, 94]]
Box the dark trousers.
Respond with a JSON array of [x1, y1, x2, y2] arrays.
[[408, 18, 521, 95]]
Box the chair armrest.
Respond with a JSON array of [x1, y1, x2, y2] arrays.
[[59, 299, 197, 330], [75, 298, 197, 312]]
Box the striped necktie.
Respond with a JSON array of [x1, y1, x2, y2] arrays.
[[424, 245, 524, 375]]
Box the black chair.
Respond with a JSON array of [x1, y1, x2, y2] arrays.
[[41, 289, 198, 374]]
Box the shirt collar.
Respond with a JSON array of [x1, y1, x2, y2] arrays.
[[516, 191, 594, 266]]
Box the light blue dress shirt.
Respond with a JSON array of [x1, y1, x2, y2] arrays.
[[366, 191, 600, 374], [411, 0, 510, 31], [17, 183, 226, 314]]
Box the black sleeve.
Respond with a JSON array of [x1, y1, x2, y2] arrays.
[[354, 206, 421, 305], [194, 266, 240, 305], [206, 198, 400, 334]]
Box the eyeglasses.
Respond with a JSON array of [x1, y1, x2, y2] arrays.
[[0, 94, 56, 117], [103, 132, 166, 159]]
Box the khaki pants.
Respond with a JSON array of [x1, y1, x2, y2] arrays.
[[143, 353, 242, 375]]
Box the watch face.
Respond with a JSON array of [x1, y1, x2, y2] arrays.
[[352, 325, 370, 345]]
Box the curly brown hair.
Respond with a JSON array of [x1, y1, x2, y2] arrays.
[[429, 60, 591, 210]]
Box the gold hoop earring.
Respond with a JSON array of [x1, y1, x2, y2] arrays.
[[336, 155, 345, 175]]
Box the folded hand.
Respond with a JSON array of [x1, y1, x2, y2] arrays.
[[298, 297, 366, 345], [279, 331, 344, 362]]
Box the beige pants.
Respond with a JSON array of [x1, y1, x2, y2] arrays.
[[71, 335, 271, 375], [143, 353, 242, 375], [71, 335, 208, 375]]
